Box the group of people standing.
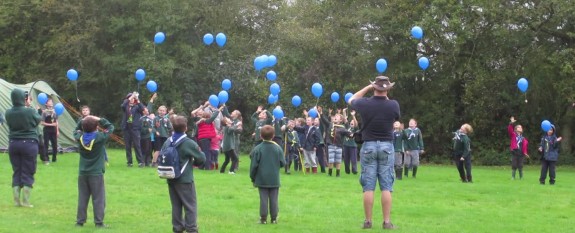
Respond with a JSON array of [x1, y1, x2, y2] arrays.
[[1, 73, 566, 232]]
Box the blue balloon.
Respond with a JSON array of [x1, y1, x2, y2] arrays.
[[254, 56, 266, 71], [268, 94, 278, 105], [218, 90, 229, 104], [261, 55, 269, 68], [203, 33, 214, 45], [292, 95, 302, 107], [154, 32, 165, 44], [376, 58, 388, 73], [273, 108, 284, 119], [67, 69, 78, 81], [37, 93, 48, 105], [308, 108, 318, 118], [135, 69, 146, 81], [344, 92, 353, 103], [331, 92, 340, 103], [54, 103, 65, 116], [517, 78, 528, 93], [146, 80, 158, 92], [209, 94, 219, 107], [266, 71, 277, 81], [411, 26, 423, 39], [216, 33, 227, 47], [221, 79, 232, 91], [541, 120, 552, 132], [418, 57, 430, 70], [268, 55, 277, 67], [311, 83, 323, 98], [270, 83, 280, 96]]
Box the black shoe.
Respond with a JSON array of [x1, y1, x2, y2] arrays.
[[138, 163, 144, 168], [127, 163, 133, 167], [75, 223, 84, 227], [95, 223, 108, 228], [271, 219, 278, 224], [259, 219, 267, 224]]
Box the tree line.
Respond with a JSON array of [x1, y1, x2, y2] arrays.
[[1, 0, 574, 164]]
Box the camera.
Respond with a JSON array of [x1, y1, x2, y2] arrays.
[[24, 91, 29, 100]]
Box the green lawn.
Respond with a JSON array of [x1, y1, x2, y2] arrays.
[[0, 149, 574, 233]]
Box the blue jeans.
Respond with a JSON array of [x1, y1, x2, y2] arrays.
[[359, 141, 395, 192]]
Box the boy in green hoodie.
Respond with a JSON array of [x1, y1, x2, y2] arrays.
[[6, 89, 42, 207], [250, 125, 285, 224], [75, 116, 114, 228], [165, 115, 206, 233]]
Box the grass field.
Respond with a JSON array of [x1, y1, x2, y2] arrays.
[[0, 149, 574, 233]]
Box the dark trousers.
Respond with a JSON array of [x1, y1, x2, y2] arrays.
[[511, 150, 524, 178], [77, 175, 106, 225], [455, 157, 472, 181], [43, 130, 58, 162], [220, 150, 238, 173], [258, 187, 279, 221], [9, 139, 38, 187], [141, 137, 152, 166], [169, 182, 198, 233], [198, 138, 212, 170], [124, 124, 143, 165], [38, 134, 46, 161], [343, 146, 358, 174], [316, 144, 327, 171], [540, 160, 556, 184]]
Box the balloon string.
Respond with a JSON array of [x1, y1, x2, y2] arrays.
[[75, 81, 80, 102]]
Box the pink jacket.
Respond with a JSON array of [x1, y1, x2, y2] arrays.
[[508, 124, 528, 155]]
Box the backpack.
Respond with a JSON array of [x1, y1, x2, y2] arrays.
[[157, 135, 190, 179]]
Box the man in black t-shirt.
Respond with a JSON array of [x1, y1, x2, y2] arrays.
[[41, 98, 59, 163], [348, 76, 400, 230]]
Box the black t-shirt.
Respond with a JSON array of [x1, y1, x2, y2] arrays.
[[351, 96, 400, 142]]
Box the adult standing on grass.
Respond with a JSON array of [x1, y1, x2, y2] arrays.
[[6, 89, 42, 207], [75, 115, 114, 228], [348, 76, 400, 230], [121, 92, 146, 167]]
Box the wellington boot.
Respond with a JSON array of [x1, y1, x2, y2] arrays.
[[305, 168, 310, 174], [21, 186, 33, 208], [312, 167, 318, 174], [13, 186, 21, 207]]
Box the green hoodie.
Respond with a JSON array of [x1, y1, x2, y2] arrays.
[[5, 88, 41, 140]]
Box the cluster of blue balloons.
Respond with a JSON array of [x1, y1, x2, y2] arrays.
[[154, 32, 166, 44], [254, 55, 277, 71], [376, 58, 388, 73], [203, 33, 227, 47], [67, 69, 78, 81], [517, 77, 528, 93], [54, 103, 65, 116]]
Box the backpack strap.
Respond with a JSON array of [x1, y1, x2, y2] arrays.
[[170, 134, 191, 174]]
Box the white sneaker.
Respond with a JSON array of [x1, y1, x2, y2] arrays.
[[228, 171, 235, 175]]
